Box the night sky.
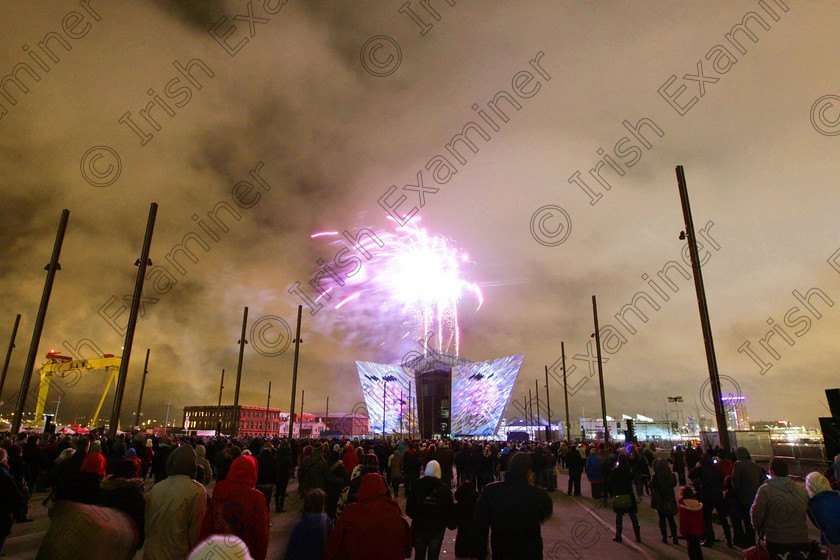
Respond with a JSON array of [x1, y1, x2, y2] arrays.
[[1, 0, 838, 430]]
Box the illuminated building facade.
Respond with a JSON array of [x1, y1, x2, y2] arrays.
[[356, 350, 523, 438]]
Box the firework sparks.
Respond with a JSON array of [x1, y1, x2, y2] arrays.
[[310, 220, 482, 355]]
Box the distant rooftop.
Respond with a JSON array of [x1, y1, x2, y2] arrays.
[[402, 348, 472, 373]]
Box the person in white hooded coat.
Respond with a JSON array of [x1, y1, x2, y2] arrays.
[[406, 460, 454, 560]]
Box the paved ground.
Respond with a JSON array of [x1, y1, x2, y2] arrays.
[[3, 469, 822, 559]]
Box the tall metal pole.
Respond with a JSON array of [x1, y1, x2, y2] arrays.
[[544, 365, 552, 441], [216, 369, 225, 436], [562, 341, 570, 442], [164, 400, 171, 429], [264, 381, 272, 438], [382, 380, 388, 437], [408, 383, 413, 438], [0, 314, 21, 403], [676, 165, 730, 452], [288, 305, 303, 439], [325, 396, 329, 428], [299, 389, 305, 433], [232, 307, 248, 437], [109, 203, 157, 439], [592, 295, 609, 443], [134, 348, 151, 429], [535, 379, 541, 441], [528, 389, 533, 439], [12, 209, 69, 435]]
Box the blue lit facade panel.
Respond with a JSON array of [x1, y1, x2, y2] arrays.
[[451, 355, 523, 436]]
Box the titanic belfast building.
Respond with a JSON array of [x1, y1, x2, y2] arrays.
[[356, 349, 523, 438]]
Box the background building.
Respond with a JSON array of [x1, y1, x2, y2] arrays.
[[183, 405, 370, 438]]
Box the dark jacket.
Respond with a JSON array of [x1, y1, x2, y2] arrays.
[[650, 460, 678, 516], [689, 455, 724, 506], [452, 483, 480, 558], [406, 475, 453, 533], [97, 477, 146, 549], [256, 450, 279, 486], [732, 447, 763, 506], [299, 451, 329, 492], [565, 447, 584, 475], [807, 490, 840, 545], [610, 462, 638, 514], [474, 472, 553, 560]]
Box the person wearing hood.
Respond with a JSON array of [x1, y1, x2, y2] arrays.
[[750, 458, 810, 560], [474, 451, 553, 560], [805, 472, 840, 559], [403, 443, 422, 496], [201, 454, 270, 560], [732, 446, 763, 548], [406, 460, 454, 560], [388, 447, 404, 497], [299, 442, 329, 494], [75, 449, 107, 505], [342, 443, 359, 475], [141, 438, 154, 480], [325, 451, 349, 521], [145, 444, 208, 560], [679, 485, 705, 560], [195, 445, 213, 487], [324, 473, 411, 560], [650, 458, 679, 544]]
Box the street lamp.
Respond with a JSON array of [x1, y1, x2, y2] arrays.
[[667, 396, 683, 441]]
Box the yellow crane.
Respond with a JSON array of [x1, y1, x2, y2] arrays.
[[35, 351, 122, 427]]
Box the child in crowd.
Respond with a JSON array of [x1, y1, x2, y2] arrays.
[[286, 488, 333, 560], [679, 485, 705, 560]]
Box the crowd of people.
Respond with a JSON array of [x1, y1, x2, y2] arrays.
[[0, 429, 839, 560]]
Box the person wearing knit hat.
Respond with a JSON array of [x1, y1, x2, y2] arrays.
[[805, 472, 840, 558], [188, 535, 254, 560], [406, 460, 453, 560]]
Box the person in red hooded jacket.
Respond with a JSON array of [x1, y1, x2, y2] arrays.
[[325, 472, 411, 560], [201, 455, 270, 560], [342, 443, 359, 475]]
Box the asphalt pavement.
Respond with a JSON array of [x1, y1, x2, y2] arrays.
[[3, 468, 819, 559]]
